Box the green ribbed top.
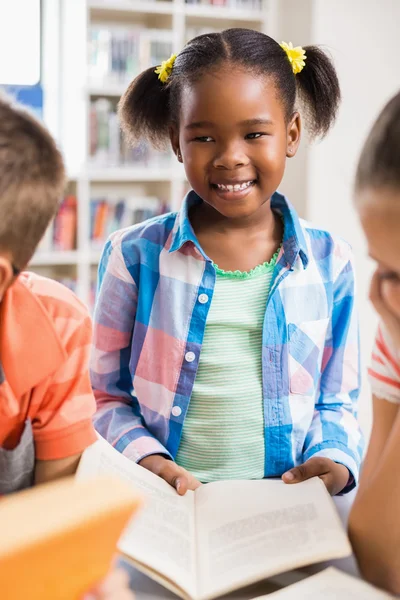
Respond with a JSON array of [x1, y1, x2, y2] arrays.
[[175, 250, 279, 482]]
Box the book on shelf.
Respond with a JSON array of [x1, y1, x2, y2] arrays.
[[37, 195, 77, 253], [90, 195, 170, 249], [0, 474, 142, 600], [90, 98, 173, 167], [251, 567, 395, 599], [77, 435, 352, 600], [88, 25, 173, 87], [185, 0, 262, 8]]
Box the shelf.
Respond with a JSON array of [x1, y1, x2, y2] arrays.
[[87, 166, 185, 182], [184, 4, 264, 22], [88, 0, 174, 16], [88, 82, 128, 97], [89, 1, 264, 22], [30, 251, 82, 266]]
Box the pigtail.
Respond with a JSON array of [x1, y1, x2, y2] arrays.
[[296, 46, 341, 139], [118, 66, 171, 150]]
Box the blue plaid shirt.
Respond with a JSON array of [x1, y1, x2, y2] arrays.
[[91, 191, 364, 490]]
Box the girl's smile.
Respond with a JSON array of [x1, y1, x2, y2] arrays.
[[171, 68, 300, 223]]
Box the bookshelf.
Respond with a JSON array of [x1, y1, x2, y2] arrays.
[[33, 0, 277, 307]]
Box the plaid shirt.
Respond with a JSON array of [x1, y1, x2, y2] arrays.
[[91, 191, 364, 490]]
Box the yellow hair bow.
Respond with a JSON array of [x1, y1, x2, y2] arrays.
[[155, 53, 177, 83], [280, 42, 306, 75]]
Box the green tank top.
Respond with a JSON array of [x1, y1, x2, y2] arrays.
[[175, 250, 279, 482]]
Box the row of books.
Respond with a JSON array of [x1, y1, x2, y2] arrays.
[[91, 196, 170, 249], [37, 194, 169, 254], [88, 26, 173, 85], [185, 0, 262, 7], [90, 98, 172, 167], [39, 196, 77, 252]]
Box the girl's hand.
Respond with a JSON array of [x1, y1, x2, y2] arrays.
[[138, 455, 202, 495], [370, 268, 400, 352], [84, 568, 134, 600], [282, 457, 350, 495]]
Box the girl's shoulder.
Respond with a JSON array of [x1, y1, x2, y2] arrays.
[[108, 209, 178, 251], [298, 217, 354, 274]]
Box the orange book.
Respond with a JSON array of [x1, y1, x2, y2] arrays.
[[0, 476, 142, 600], [93, 200, 108, 242]]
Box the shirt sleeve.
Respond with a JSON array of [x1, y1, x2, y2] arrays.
[[90, 234, 172, 463], [32, 302, 97, 461], [302, 246, 364, 493], [369, 323, 400, 404]]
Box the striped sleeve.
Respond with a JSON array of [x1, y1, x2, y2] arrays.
[[369, 323, 400, 404], [31, 282, 97, 460]]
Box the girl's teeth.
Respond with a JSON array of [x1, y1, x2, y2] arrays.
[[217, 181, 252, 192]]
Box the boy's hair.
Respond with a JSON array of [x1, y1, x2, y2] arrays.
[[0, 94, 65, 270], [119, 28, 341, 149], [356, 90, 400, 192]]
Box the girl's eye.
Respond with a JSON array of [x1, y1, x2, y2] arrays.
[[194, 136, 214, 143], [379, 271, 400, 283], [246, 132, 266, 140]]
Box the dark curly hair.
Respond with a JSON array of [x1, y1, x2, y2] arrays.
[[119, 28, 341, 149]]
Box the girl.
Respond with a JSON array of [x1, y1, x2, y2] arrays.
[[348, 91, 400, 594], [91, 29, 363, 497]]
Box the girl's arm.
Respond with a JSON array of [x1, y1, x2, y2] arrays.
[[300, 249, 364, 491], [90, 234, 172, 463], [358, 395, 398, 491], [348, 320, 400, 594], [349, 404, 400, 594]]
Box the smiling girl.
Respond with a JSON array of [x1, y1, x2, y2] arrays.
[[91, 29, 363, 496]]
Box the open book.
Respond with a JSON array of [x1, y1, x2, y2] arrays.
[[0, 475, 142, 600], [77, 437, 352, 600], [252, 567, 395, 599]]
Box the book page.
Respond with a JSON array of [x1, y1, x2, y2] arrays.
[[251, 567, 394, 599], [194, 478, 351, 600], [77, 438, 197, 599]]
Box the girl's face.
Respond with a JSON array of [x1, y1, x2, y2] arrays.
[[170, 67, 300, 221], [357, 188, 400, 304]]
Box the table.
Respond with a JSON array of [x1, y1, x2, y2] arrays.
[[118, 490, 358, 599]]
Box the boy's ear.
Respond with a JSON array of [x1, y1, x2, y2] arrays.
[[0, 256, 15, 302], [286, 112, 301, 158], [169, 126, 182, 162]]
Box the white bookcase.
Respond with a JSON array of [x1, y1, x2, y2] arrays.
[[32, 0, 278, 307]]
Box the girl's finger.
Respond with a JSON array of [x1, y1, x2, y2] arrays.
[[159, 462, 189, 495], [319, 472, 335, 495]]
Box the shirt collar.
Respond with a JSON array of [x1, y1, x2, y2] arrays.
[[169, 190, 203, 255], [169, 189, 309, 269], [271, 191, 309, 270], [0, 275, 67, 408]]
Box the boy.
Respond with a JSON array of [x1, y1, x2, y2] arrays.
[[0, 95, 134, 600], [0, 94, 96, 492]]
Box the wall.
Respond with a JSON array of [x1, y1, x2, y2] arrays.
[[305, 0, 400, 438]]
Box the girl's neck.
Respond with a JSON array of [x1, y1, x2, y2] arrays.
[[190, 200, 283, 273], [191, 199, 280, 239]]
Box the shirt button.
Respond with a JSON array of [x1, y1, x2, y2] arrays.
[[172, 406, 182, 417], [198, 293, 208, 304], [185, 351, 195, 363]]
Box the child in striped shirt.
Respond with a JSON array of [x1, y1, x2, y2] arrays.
[[349, 90, 400, 594], [92, 29, 364, 497]]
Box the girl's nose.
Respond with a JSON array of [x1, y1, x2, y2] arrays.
[[212, 143, 249, 170]]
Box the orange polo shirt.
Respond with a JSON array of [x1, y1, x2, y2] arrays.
[[0, 272, 97, 460]]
